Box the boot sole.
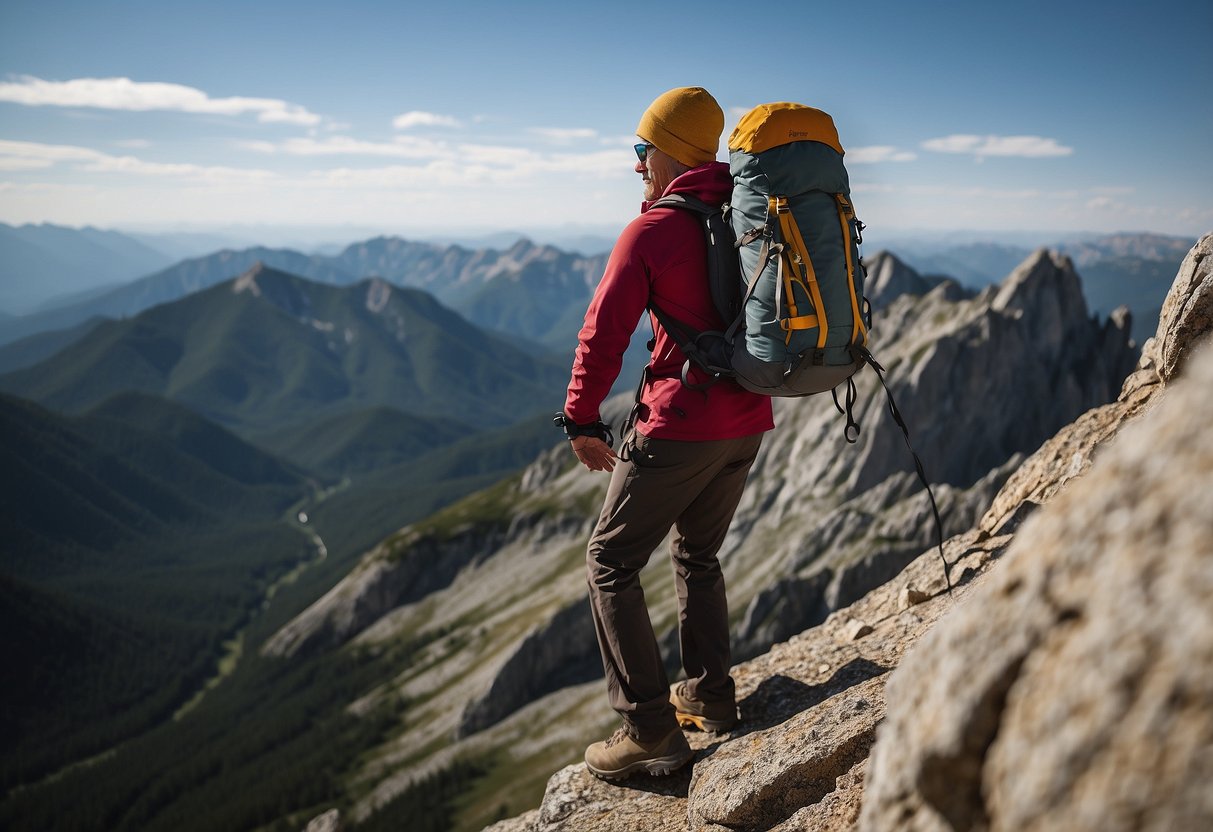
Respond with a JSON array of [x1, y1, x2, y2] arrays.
[[585, 748, 695, 781], [676, 712, 737, 733]]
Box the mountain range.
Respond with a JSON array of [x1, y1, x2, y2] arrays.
[[0, 226, 1198, 832], [0, 235, 609, 353], [1, 229, 1189, 359], [0, 263, 566, 436], [889, 232, 1195, 343]]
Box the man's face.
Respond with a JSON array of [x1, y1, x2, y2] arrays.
[[635, 141, 680, 202]]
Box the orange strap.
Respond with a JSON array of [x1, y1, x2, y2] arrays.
[[835, 193, 868, 347], [776, 199, 828, 349], [779, 313, 819, 331]]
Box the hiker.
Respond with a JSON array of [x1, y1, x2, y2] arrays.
[[556, 87, 774, 780]]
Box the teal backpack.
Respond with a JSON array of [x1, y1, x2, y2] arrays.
[[647, 102, 870, 402]]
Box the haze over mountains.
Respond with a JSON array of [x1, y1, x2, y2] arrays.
[[0, 225, 1193, 352]]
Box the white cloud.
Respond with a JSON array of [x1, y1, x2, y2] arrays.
[[0, 157, 53, 170], [921, 134, 1073, 158], [847, 146, 917, 164], [0, 138, 275, 182], [0, 75, 322, 126], [233, 135, 627, 180], [530, 127, 598, 143], [114, 139, 152, 149], [242, 135, 453, 159], [0, 138, 106, 163], [392, 110, 461, 130]]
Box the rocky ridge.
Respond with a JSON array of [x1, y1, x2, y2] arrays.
[[483, 232, 1212, 831], [275, 248, 1141, 830]]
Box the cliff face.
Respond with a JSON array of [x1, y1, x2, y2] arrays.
[[276, 248, 1143, 830], [487, 233, 1212, 832]]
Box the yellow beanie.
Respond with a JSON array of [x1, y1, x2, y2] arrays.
[[636, 87, 724, 167]]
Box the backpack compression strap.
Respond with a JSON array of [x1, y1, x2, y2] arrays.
[[835, 194, 869, 348], [771, 196, 829, 348]]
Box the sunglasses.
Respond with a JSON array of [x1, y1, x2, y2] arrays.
[[633, 142, 656, 162]]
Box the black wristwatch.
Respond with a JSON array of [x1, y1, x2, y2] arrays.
[[552, 412, 614, 447]]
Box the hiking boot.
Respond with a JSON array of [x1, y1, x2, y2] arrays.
[[584, 726, 693, 780], [671, 681, 738, 733]]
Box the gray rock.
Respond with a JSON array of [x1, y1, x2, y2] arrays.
[[1149, 231, 1212, 381], [688, 676, 884, 831], [860, 340, 1213, 832], [532, 764, 690, 832]]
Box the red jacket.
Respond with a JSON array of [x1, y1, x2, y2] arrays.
[[564, 162, 774, 441]]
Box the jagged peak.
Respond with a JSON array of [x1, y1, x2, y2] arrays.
[[865, 249, 933, 307], [990, 247, 1084, 316]]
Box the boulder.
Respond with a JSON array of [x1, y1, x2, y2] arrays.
[[860, 340, 1213, 832]]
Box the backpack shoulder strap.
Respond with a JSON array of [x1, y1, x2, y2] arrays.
[[648, 193, 743, 328], [650, 192, 716, 215]]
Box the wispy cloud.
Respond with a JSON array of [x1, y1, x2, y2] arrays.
[[529, 127, 598, 144], [847, 146, 917, 164], [392, 110, 461, 130], [921, 134, 1073, 158], [0, 75, 321, 126], [240, 135, 452, 159], [0, 138, 276, 182]]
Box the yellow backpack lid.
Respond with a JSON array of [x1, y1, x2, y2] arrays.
[[728, 102, 844, 155]]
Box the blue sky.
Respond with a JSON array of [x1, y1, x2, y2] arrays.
[[0, 0, 1209, 243]]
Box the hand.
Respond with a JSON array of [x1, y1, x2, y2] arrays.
[[570, 436, 617, 472]]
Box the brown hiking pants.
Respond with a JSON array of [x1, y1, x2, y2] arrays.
[[586, 431, 763, 740]]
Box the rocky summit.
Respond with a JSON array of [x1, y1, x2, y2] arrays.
[[478, 233, 1211, 831], [282, 246, 1153, 831]]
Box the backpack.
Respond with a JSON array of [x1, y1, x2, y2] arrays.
[[648, 102, 870, 401], [638, 102, 953, 592]]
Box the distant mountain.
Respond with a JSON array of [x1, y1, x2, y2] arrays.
[[1, 236, 607, 352], [0, 247, 355, 347], [123, 230, 261, 261], [893, 241, 1034, 287], [0, 316, 108, 374], [893, 232, 1195, 343], [1055, 232, 1196, 266], [329, 236, 608, 349], [0, 223, 173, 314], [0, 264, 568, 438]]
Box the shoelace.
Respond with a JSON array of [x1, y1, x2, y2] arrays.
[[605, 728, 631, 748]]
